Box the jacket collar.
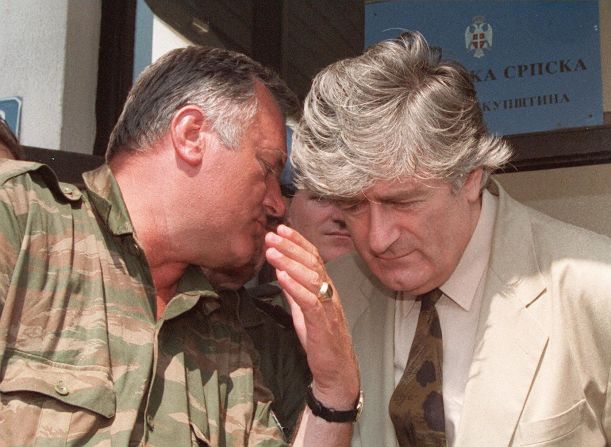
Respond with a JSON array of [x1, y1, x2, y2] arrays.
[[82, 164, 135, 236]]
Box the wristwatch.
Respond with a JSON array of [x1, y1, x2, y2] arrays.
[[305, 384, 364, 423]]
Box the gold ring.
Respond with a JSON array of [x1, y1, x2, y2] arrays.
[[317, 281, 333, 302]]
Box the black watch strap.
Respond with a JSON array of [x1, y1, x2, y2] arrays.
[[305, 385, 363, 423]]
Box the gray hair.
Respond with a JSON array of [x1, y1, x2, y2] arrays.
[[107, 46, 299, 160], [291, 31, 512, 198]]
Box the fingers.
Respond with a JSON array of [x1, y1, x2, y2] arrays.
[[266, 247, 323, 299], [265, 224, 337, 322], [265, 225, 329, 297], [268, 225, 322, 268], [275, 268, 320, 312]]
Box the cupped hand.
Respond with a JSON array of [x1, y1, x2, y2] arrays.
[[265, 224, 359, 410]]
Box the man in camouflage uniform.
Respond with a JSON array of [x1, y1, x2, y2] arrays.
[[0, 46, 359, 446]]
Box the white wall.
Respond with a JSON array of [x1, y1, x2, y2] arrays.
[[0, 0, 100, 153], [495, 164, 611, 238]]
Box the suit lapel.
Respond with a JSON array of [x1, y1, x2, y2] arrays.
[[354, 268, 397, 447], [456, 184, 549, 447]]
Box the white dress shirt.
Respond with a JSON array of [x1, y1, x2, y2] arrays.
[[394, 190, 498, 446]]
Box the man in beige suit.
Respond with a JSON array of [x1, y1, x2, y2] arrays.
[[288, 31, 611, 446]]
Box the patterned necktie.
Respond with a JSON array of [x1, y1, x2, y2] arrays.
[[389, 289, 446, 446]]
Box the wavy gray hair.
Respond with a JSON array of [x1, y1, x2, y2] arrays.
[[107, 46, 299, 160], [291, 31, 512, 197]]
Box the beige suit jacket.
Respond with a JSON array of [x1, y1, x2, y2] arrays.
[[328, 183, 611, 446]]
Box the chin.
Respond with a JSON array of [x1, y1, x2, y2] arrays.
[[232, 237, 263, 265], [368, 262, 430, 294]]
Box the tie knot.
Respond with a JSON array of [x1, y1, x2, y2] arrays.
[[418, 288, 443, 309]]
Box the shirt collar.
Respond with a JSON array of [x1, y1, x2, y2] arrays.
[[82, 164, 135, 236], [166, 276, 274, 327], [439, 189, 498, 311], [163, 265, 222, 320]]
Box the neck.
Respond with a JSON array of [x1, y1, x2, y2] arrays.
[[150, 261, 187, 319], [110, 149, 188, 319]]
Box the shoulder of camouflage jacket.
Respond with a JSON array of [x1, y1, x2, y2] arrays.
[[0, 159, 81, 203]]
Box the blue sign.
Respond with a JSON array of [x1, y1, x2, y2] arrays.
[[0, 97, 23, 137], [366, 1, 602, 135]]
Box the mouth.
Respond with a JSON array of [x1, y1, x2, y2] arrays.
[[326, 231, 352, 238], [373, 251, 416, 262], [264, 215, 283, 232], [253, 218, 268, 235]]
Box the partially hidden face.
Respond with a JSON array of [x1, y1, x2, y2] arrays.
[[286, 190, 354, 262], [198, 81, 287, 278], [337, 171, 483, 295]]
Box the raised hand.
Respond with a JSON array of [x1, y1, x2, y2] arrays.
[[265, 224, 359, 413]]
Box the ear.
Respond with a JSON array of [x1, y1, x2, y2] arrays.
[[170, 105, 209, 167], [462, 167, 484, 203]]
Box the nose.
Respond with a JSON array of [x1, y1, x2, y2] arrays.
[[263, 177, 286, 225], [367, 203, 399, 255], [329, 204, 347, 228]]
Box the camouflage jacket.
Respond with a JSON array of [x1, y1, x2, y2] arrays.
[[0, 160, 308, 446]]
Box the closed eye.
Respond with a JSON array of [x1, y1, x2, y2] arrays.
[[392, 200, 420, 210], [259, 158, 278, 179], [338, 200, 368, 215]]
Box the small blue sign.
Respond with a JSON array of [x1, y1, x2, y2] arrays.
[[0, 97, 23, 137], [366, 1, 603, 135]]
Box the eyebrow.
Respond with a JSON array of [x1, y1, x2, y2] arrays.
[[365, 187, 431, 204], [273, 152, 287, 174], [275, 152, 287, 170], [261, 147, 287, 175]]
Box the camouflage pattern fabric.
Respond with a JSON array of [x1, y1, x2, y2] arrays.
[[242, 284, 311, 439], [0, 160, 294, 446]]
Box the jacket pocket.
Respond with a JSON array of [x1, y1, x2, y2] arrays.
[[516, 399, 586, 446], [0, 349, 116, 445], [0, 349, 116, 417]]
